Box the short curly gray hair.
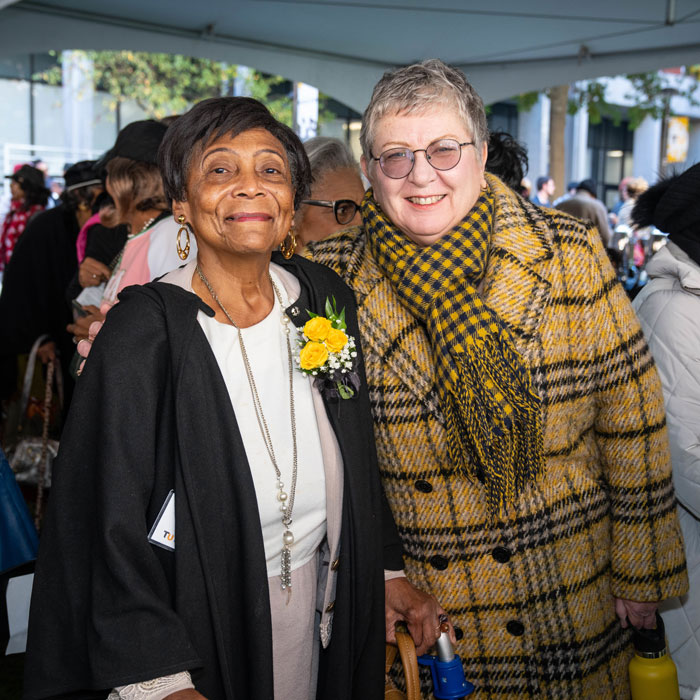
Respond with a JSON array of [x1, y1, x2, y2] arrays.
[[303, 136, 359, 183], [360, 59, 489, 164]]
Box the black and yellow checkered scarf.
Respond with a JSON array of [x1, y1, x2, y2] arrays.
[[363, 188, 543, 516]]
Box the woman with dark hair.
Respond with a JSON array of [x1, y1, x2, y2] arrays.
[[68, 120, 192, 344], [485, 130, 528, 192], [0, 164, 50, 274], [24, 97, 416, 700]]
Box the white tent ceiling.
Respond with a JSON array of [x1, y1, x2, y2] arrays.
[[1, 0, 699, 110]]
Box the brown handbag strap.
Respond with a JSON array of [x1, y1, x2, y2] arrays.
[[34, 358, 54, 530], [385, 624, 421, 700]]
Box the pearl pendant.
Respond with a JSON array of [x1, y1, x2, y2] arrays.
[[283, 530, 294, 545]]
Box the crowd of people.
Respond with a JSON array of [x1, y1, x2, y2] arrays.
[[0, 57, 698, 700], [515, 169, 672, 299]]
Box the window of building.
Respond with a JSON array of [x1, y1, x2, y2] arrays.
[[587, 117, 634, 209], [487, 102, 518, 137]]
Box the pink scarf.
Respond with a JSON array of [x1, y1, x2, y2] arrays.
[[76, 212, 102, 263]]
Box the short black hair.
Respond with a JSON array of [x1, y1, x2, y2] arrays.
[[158, 97, 312, 211], [486, 131, 528, 192], [536, 176, 552, 191]]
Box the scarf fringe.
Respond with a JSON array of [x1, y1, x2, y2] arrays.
[[442, 333, 544, 517]]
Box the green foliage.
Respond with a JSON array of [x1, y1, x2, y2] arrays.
[[242, 72, 292, 126], [34, 50, 326, 127], [515, 91, 540, 113], [513, 69, 699, 130], [568, 80, 624, 126]]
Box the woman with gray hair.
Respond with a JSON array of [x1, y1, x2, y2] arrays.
[[295, 136, 365, 247], [306, 58, 687, 698]]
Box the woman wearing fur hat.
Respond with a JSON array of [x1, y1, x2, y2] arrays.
[[632, 162, 700, 700]]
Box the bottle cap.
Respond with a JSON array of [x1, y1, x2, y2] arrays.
[[631, 611, 667, 658]]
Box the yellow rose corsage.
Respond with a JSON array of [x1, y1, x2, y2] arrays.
[[297, 297, 359, 399]]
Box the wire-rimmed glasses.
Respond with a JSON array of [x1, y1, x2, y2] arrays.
[[301, 199, 359, 225], [370, 138, 474, 179]]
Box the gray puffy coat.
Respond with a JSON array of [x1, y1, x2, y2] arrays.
[[634, 241, 700, 700]]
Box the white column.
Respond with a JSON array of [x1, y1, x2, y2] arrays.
[[61, 50, 94, 163], [633, 116, 662, 184], [293, 82, 318, 140], [686, 120, 700, 168], [517, 93, 550, 181], [567, 106, 589, 185], [233, 65, 253, 97]]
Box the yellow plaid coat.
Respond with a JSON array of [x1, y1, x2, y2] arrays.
[[307, 174, 688, 699]]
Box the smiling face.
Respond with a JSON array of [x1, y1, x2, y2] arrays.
[[173, 128, 295, 262], [362, 107, 487, 246]]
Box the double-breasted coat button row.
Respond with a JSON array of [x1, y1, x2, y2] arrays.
[[428, 546, 512, 571]]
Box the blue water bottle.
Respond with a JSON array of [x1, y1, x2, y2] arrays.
[[418, 619, 475, 699]]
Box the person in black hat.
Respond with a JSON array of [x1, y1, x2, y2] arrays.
[[631, 161, 700, 700], [68, 119, 192, 345], [0, 164, 50, 273], [555, 177, 612, 246], [0, 162, 103, 405]]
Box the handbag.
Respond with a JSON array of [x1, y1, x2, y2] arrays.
[[3, 335, 62, 490], [2, 335, 62, 526], [0, 447, 38, 574], [385, 624, 421, 700]]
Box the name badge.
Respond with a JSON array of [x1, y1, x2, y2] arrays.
[[148, 490, 175, 550]]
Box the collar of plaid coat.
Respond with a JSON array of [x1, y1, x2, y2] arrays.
[[362, 187, 544, 516]]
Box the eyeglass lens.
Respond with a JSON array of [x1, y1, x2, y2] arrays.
[[333, 200, 358, 225], [379, 139, 466, 179]]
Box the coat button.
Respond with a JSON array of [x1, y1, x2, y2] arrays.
[[331, 558, 340, 571], [325, 601, 335, 613], [429, 555, 449, 571], [506, 620, 524, 636], [415, 479, 433, 493], [492, 546, 511, 563], [454, 627, 464, 641]]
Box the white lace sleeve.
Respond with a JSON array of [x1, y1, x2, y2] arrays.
[[107, 671, 194, 700]]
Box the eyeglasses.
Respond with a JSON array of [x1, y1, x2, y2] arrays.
[[370, 138, 474, 179], [301, 199, 359, 225]]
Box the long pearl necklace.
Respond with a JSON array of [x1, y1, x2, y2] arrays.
[[196, 265, 298, 600]]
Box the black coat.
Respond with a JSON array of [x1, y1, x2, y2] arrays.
[[0, 205, 79, 401], [23, 254, 403, 700]]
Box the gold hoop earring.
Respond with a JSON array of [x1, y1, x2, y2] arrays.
[[280, 229, 297, 259], [176, 215, 190, 260]]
